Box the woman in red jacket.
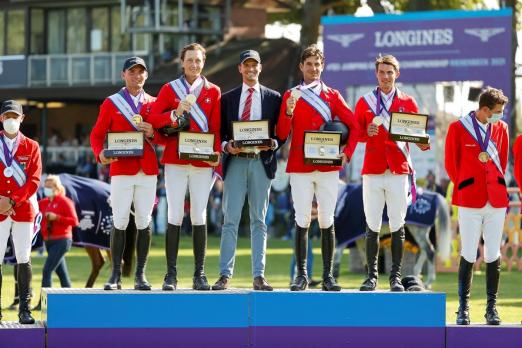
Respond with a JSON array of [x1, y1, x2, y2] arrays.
[[35, 175, 79, 309]]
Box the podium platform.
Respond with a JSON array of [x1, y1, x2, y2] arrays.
[[42, 288, 446, 348], [446, 325, 522, 348], [0, 321, 45, 347]]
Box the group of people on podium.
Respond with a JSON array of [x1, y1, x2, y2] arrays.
[[0, 41, 513, 326]]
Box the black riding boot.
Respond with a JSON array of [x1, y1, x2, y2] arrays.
[[485, 257, 501, 325], [18, 262, 35, 324], [162, 224, 181, 290], [104, 228, 125, 290], [321, 225, 341, 291], [8, 264, 19, 310], [192, 225, 210, 290], [389, 227, 405, 292], [290, 225, 309, 291], [360, 227, 379, 291], [134, 226, 152, 290], [456, 257, 474, 325]]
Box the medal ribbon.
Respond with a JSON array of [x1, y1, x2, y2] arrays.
[[122, 88, 143, 114], [470, 111, 491, 154], [0, 133, 20, 168]]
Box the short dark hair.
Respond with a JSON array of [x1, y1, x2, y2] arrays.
[[180, 43, 206, 61], [478, 87, 508, 109], [300, 44, 324, 64], [375, 55, 400, 72]]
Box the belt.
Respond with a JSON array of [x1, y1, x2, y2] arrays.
[[234, 152, 260, 159]]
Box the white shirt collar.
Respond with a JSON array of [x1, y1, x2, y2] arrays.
[[2, 133, 16, 151], [380, 87, 395, 101], [129, 91, 144, 107], [242, 82, 260, 94]]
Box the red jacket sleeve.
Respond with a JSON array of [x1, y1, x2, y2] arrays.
[[355, 98, 370, 143], [499, 122, 509, 174], [276, 90, 292, 143], [11, 141, 41, 205], [90, 99, 112, 162], [514, 135, 522, 188], [444, 122, 460, 184], [332, 90, 359, 161], [57, 196, 79, 227], [148, 84, 177, 129], [210, 88, 222, 152]]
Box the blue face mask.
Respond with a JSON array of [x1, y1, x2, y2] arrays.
[[488, 113, 503, 124]]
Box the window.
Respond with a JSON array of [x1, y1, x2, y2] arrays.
[[0, 11, 4, 54], [6, 9, 25, 55], [111, 6, 130, 52], [91, 7, 109, 52], [30, 9, 44, 54], [47, 10, 66, 54], [67, 8, 86, 53]]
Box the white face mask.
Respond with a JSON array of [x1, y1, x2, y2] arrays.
[[488, 113, 503, 124], [3, 118, 21, 134], [44, 187, 55, 198]]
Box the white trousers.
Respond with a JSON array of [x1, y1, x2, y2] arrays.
[[110, 173, 157, 230], [0, 217, 32, 263], [290, 171, 338, 228], [458, 203, 506, 263], [362, 171, 409, 233], [165, 164, 214, 226]]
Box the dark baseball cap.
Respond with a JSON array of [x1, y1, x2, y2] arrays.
[[122, 56, 147, 71], [1, 100, 23, 116], [239, 50, 261, 64]]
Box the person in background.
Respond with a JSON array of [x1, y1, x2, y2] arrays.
[[34, 175, 79, 310]]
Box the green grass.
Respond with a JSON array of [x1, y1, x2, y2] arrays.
[[2, 235, 522, 324]]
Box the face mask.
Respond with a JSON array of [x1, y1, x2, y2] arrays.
[[44, 187, 54, 198], [2, 118, 21, 134], [488, 113, 503, 124]]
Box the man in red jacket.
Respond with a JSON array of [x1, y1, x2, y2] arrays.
[[277, 44, 359, 291], [0, 100, 41, 324], [356, 55, 430, 292], [90, 57, 158, 291], [148, 43, 221, 291], [445, 87, 509, 326]]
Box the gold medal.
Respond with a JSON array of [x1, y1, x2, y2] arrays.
[[291, 89, 302, 100], [185, 94, 197, 105], [478, 152, 489, 163], [372, 116, 384, 126], [132, 114, 143, 125]]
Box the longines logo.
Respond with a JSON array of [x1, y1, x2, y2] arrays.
[[327, 33, 365, 47], [464, 28, 505, 42]]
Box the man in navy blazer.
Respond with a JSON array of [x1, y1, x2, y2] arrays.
[[212, 50, 282, 291]]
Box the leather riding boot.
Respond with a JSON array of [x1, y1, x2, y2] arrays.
[[456, 257, 474, 325], [290, 225, 309, 291], [134, 226, 152, 290], [8, 264, 19, 310], [321, 225, 341, 291], [360, 227, 379, 291], [192, 225, 210, 290], [18, 263, 35, 324], [485, 257, 501, 325], [162, 224, 181, 290], [389, 227, 405, 292], [104, 228, 125, 290]]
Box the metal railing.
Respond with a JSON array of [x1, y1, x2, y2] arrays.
[[28, 51, 149, 87]]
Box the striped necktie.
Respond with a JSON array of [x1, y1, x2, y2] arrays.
[[240, 87, 255, 121]]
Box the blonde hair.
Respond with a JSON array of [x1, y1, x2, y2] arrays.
[[375, 54, 400, 72], [45, 175, 66, 195]]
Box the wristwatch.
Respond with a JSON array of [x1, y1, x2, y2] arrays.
[[8, 198, 15, 207]]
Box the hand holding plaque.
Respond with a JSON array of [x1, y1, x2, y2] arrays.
[[389, 112, 429, 144], [304, 131, 342, 166], [178, 131, 218, 162], [232, 120, 271, 147]]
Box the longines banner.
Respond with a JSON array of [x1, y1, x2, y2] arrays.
[[322, 9, 512, 100]]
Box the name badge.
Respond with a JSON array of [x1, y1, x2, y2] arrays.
[[178, 131, 218, 162], [232, 120, 271, 147], [304, 131, 342, 166], [105, 132, 144, 157], [389, 112, 429, 144]]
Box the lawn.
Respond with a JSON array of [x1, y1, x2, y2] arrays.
[[1, 234, 521, 324]]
